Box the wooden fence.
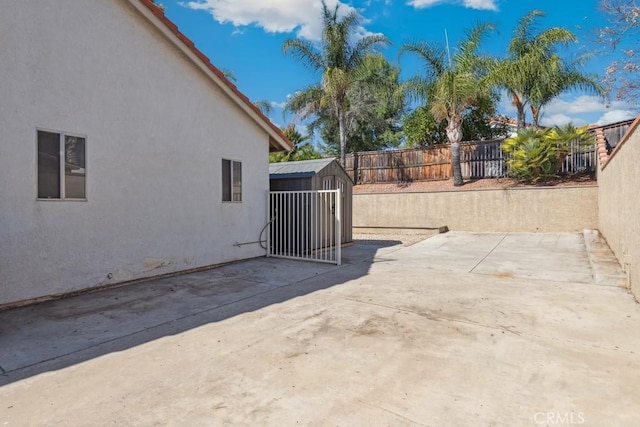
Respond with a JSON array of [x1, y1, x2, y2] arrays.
[[343, 145, 451, 184], [345, 138, 597, 184]]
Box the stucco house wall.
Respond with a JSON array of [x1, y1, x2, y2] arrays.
[[598, 117, 640, 298], [0, 1, 288, 307]]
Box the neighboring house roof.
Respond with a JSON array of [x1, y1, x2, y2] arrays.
[[269, 158, 337, 180], [133, 0, 291, 152], [489, 116, 542, 129]]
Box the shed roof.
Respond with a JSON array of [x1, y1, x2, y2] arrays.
[[269, 158, 337, 180], [132, 0, 291, 152]]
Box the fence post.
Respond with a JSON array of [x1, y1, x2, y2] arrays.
[[353, 152, 359, 185]]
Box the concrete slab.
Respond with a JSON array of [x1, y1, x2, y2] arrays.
[[1, 233, 639, 426], [472, 232, 594, 283]]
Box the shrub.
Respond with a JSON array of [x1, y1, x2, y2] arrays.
[[502, 124, 593, 182]]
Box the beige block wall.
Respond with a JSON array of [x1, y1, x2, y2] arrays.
[[354, 186, 598, 233], [598, 119, 640, 297]]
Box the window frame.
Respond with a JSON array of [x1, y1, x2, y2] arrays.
[[221, 158, 242, 203], [36, 128, 87, 201]]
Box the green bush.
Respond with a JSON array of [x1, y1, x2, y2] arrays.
[[502, 124, 593, 182]]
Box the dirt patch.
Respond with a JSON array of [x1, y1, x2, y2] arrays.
[[493, 271, 516, 279], [353, 175, 597, 194]]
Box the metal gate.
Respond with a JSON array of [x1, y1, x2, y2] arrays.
[[267, 190, 341, 265]]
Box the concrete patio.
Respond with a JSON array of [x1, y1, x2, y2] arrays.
[[1, 232, 639, 426]]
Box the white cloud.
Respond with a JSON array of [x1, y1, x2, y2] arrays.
[[270, 100, 287, 109], [182, 0, 374, 40], [541, 95, 637, 125], [543, 95, 608, 116], [408, 0, 498, 11], [499, 93, 637, 126], [596, 109, 636, 125], [463, 0, 498, 10], [540, 114, 587, 127]]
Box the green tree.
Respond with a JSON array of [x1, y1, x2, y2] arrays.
[[254, 100, 273, 115], [400, 24, 494, 186], [316, 54, 404, 154], [283, 1, 389, 165], [221, 68, 237, 83], [489, 10, 601, 128], [269, 124, 322, 162], [402, 92, 506, 147], [401, 106, 447, 147], [528, 56, 603, 126]]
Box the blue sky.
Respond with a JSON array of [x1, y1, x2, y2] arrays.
[[160, 0, 637, 132]]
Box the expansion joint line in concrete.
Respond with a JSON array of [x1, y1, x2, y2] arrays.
[[469, 233, 509, 273]]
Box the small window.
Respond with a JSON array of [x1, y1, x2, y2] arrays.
[[222, 159, 242, 202], [37, 130, 86, 200]]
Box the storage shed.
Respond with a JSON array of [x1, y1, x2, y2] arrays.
[[269, 158, 353, 244]]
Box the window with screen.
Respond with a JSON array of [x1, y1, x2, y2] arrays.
[[222, 159, 242, 202], [37, 130, 86, 200]]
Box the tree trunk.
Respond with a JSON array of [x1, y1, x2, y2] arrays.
[[530, 105, 540, 127], [446, 115, 464, 186], [516, 104, 526, 130], [450, 143, 463, 186], [512, 92, 526, 130], [338, 108, 347, 167]]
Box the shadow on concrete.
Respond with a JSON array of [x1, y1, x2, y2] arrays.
[[0, 240, 402, 386]]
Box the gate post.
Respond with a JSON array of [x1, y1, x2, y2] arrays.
[[335, 189, 341, 266], [266, 190, 271, 258]]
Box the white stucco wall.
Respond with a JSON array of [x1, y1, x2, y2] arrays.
[[0, 1, 274, 306]]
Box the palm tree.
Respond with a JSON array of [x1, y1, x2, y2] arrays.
[[270, 124, 321, 162], [489, 10, 601, 129], [400, 24, 494, 186], [254, 100, 274, 116], [282, 1, 389, 166], [221, 68, 237, 84], [528, 57, 604, 126], [317, 53, 405, 154]]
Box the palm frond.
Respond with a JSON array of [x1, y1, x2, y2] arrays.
[[535, 27, 577, 49], [510, 9, 545, 55], [348, 34, 390, 68], [284, 84, 325, 120], [282, 38, 324, 72], [455, 22, 494, 73], [398, 42, 446, 78]]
